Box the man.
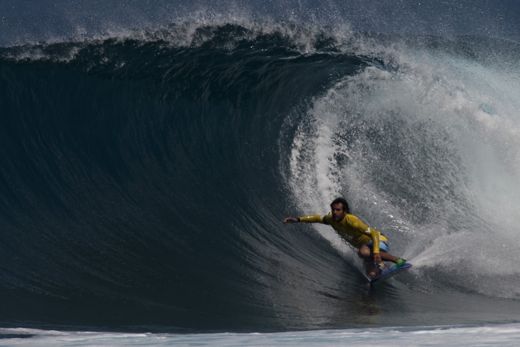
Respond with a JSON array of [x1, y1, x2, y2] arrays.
[[283, 197, 407, 278]]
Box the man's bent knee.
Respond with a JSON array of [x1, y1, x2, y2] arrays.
[[358, 245, 371, 258]]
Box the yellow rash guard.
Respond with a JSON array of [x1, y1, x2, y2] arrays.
[[298, 213, 388, 254]]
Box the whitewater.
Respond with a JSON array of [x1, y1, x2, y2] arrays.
[[1, 1, 520, 345], [2, 324, 520, 346]]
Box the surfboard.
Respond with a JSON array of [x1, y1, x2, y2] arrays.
[[369, 263, 412, 284]]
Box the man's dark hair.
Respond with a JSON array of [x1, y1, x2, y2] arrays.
[[330, 197, 350, 213]]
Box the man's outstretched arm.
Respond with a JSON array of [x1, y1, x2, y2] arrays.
[[283, 215, 324, 223]]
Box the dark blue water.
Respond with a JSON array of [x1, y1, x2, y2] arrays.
[[1, 20, 520, 333]]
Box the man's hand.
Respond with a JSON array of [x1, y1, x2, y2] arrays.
[[283, 217, 299, 224], [373, 253, 382, 263]]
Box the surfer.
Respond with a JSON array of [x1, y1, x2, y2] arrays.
[[283, 197, 407, 278]]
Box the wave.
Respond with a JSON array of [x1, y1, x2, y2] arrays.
[[1, 23, 520, 332]]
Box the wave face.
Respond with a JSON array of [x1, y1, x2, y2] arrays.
[[1, 23, 520, 332]]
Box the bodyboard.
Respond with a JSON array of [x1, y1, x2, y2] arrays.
[[369, 263, 412, 284]]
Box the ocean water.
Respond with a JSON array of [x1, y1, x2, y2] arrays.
[[1, 1, 520, 345]]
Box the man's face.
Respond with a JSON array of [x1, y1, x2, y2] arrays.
[[331, 203, 346, 221]]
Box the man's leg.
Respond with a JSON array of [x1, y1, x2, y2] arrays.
[[358, 245, 379, 278], [379, 250, 407, 268], [380, 251, 399, 263], [357, 244, 371, 259], [376, 241, 405, 264]]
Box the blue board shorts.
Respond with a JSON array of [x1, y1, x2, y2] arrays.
[[367, 241, 390, 253]]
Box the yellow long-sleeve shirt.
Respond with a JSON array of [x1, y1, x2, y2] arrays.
[[298, 213, 388, 253]]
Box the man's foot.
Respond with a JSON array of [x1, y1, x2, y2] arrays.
[[367, 270, 379, 279], [366, 262, 383, 279], [395, 258, 407, 268]]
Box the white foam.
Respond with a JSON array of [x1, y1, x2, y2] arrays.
[[3, 324, 520, 346]]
